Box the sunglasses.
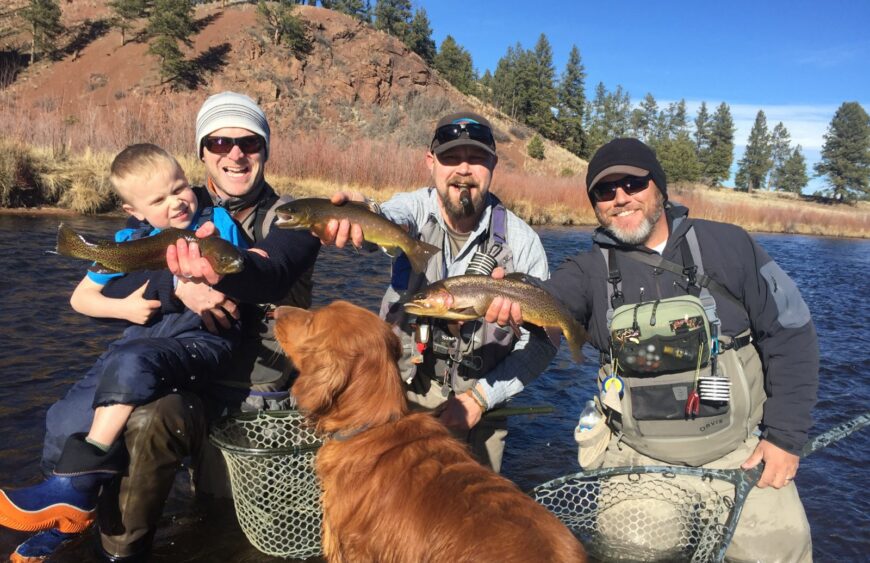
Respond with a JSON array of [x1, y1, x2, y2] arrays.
[[202, 135, 265, 155], [591, 174, 652, 202], [432, 122, 496, 151]]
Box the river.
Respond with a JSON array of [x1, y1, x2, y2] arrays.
[[0, 214, 867, 561]]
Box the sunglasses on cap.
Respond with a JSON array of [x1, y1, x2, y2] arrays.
[[202, 135, 265, 155], [431, 122, 496, 151], [591, 174, 652, 202]]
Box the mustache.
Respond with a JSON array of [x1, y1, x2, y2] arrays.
[[447, 178, 479, 189]]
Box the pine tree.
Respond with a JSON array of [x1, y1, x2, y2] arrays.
[[108, 0, 149, 46], [491, 45, 521, 118], [630, 93, 658, 144], [433, 35, 475, 95], [373, 0, 410, 39], [584, 83, 632, 155], [478, 69, 493, 105], [662, 99, 688, 139], [767, 122, 792, 191], [527, 134, 545, 160], [814, 101, 870, 201], [657, 132, 701, 183], [694, 101, 711, 156], [257, 0, 308, 54], [19, 0, 64, 63], [736, 110, 772, 192], [779, 146, 809, 194], [404, 8, 435, 64], [146, 0, 194, 87], [330, 0, 368, 21], [554, 44, 587, 158], [527, 33, 557, 137], [705, 102, 735, 186]]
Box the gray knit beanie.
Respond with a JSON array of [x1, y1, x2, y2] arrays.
[[195, 91, 270, 160]]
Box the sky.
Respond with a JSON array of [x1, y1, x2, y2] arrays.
[[421, 0, 870, 191]]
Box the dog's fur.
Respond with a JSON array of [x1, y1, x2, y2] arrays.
[[275, 301, 586, 563]]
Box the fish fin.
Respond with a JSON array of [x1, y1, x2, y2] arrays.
[[90, 262, 121, 275], [56, 223, 94, 260], [563, 318, 589, 362], [405, 240, 440, 273], [504, 272, 535, 283]]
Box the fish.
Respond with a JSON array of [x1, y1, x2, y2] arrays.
[[274, 197, 440, 273], [403, 273, 587, 361], [55, 223, 245, 275]]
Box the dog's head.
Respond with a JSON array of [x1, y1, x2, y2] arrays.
[[274, 300, 408, 434]]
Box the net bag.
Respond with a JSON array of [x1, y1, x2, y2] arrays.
[[209, 410, 323, 559], [530, 465, 750, 563]]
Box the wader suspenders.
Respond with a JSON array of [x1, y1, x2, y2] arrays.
[[602, 227, 733, 368]]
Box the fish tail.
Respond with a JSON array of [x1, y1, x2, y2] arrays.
[[404, 240, 440, 273], [56, 223, 93, 261], [563, 317, 588, 362]]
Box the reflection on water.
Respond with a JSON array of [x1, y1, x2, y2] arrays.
[[0, 215, 867, 561]]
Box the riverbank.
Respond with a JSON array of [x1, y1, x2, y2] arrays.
[[1, 143, 867, 238]]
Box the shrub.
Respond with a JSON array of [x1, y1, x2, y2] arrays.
[[527, 134, 545, 160]]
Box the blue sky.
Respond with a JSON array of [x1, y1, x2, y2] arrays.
[[422, 0, 870, 191]]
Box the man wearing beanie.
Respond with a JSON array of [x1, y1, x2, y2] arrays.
[[320, 111, 555, 473], [15, 92, 321, 561], [486, 138, 818, 561]]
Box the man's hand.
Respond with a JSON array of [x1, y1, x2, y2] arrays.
[[320, 192, 367, 248], [119, 282, 161, 325], [741, 439, 800, 489], [174, 279, 239, 333], [483, 267, 524, 327], [167, 222, 223, 285], [438, 393, 483, 431]]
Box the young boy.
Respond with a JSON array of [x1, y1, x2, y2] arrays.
[[0, 144, 249, 545]]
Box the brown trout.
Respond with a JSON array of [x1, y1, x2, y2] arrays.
[[274, 198, 439, 273], [403, 274, 587, 361], [56, 223, 245, 274]]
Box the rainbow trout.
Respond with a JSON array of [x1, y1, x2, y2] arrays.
[[403, 274, 587, 361], [56, 223, 245, 274], [274, 198, 439, 273]]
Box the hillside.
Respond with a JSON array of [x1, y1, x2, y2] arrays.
[[0, 1, 586, 177]]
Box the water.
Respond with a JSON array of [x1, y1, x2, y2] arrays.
[[0, 215, 867, 561]]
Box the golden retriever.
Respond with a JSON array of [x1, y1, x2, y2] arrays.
[[274, 300, 586, 563]]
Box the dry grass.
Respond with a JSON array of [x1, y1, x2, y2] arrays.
[[0, 94, 867, 238]]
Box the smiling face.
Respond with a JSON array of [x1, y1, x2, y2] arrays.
[[427, 145, 496, 232], [120, 162, 196, 230], [593, 174, 668, 247], [201, 126, 266, 200]]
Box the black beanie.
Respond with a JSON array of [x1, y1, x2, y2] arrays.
[[585, 138, 667, 202]]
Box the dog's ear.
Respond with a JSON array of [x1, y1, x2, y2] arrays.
[[290, 333, 352, 425]]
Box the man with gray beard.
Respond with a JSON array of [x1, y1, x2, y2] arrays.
[[323, 111, 554, 473], [486, 138, 818, 562]]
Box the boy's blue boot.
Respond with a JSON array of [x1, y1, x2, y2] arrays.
[[0, 434, 126, 533], [9, 529, 79, 562]]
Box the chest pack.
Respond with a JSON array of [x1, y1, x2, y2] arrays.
[[380, 200, 516, 392], [599, 226, 766, 465]]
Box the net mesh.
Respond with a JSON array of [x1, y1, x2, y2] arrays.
[[209, 410, 323, 559], [531, 467, 737, 563]]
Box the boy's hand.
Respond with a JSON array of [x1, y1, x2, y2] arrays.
[[120, 282, 161, 325]]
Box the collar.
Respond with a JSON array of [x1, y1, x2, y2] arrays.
[[207, 177, 267, 215]]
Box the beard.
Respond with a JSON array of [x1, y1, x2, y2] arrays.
[[439, 178, 484, 221], [595, 190, 665, 246]]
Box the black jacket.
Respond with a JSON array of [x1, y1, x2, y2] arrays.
[[544, 203, 819, 454]]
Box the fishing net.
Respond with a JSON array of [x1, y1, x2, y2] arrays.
[[209, 410, 323, 559], [531, 413, 870, 563], [531, 465, 757, 563]]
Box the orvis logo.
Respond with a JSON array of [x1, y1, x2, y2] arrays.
[[699, 418, 725, 433]]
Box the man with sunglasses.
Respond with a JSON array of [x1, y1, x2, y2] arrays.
[[18, 91, 321, 562], [322, 112, 556, 473], [485, 138, 817, 561]]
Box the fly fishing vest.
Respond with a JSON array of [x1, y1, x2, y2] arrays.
[[380, 200, 515, 394], [195, 185, 314, 389], [600, 226, 766, 465]]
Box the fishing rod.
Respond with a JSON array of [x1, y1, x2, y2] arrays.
[[530, 412, 870, 563]]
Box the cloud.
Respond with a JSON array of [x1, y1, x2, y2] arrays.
[[795, 44, 868, 69]]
